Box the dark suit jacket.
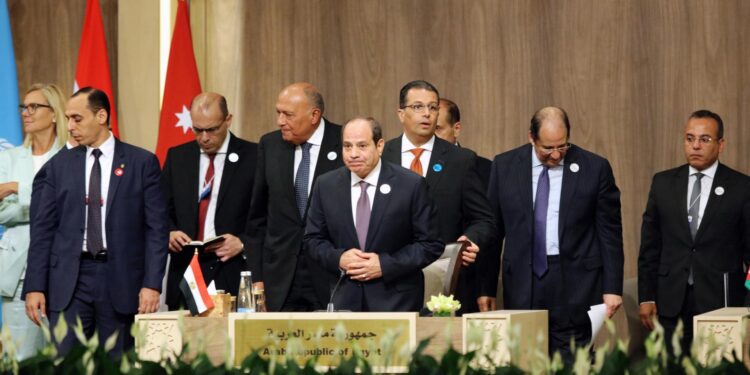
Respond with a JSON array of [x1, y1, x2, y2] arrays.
[[457, 142, 491, 189], [304, 161, 444, 311], [382, 136, 495, 314], [638, 163, 750, 318], [243, 120, 342, 311], [23, 139, 168, 315], [484, 144, 623, 324], [161, 134, 258, 309]]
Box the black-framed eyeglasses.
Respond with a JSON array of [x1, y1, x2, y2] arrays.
[[18, 103, 52, 115], [401, 103, 439, 114], [535, 143, 571, 155], [685, 135, 719, 145]]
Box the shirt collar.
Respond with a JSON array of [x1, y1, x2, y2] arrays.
[[350, 158, 382, 187], [86, 131, 115, 158], [200, 131, 232, 155], [401, 134, 435, 152], [306, 118, 326, 147], [530, 145, 565, 168], [689, 160, 719, 179]]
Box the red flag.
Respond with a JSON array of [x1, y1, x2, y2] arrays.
[[155, 0, 202, 165], [74, 0, 118, 137]]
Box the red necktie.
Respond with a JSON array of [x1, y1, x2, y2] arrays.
[[410, 148, 424, 176], [197, 154, 216, 241]]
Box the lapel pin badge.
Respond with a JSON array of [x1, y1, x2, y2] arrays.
[[114, 167, 124, 177], [570, 163, 580, 173], [327, 151, 337, 161], [715, 186, 725, 196], [228, 152, 239, 163], [379, 184, 391, 195], [432, 163, 443, 172]]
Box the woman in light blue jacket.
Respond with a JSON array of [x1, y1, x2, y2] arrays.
[[0, 83, 70, 358]]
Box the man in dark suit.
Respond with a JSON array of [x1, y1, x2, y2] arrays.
[[482, 106, 623, 362], [24, 87, 167, 357], [638, 110, 750, 355], [435, 98, 491, 189], [161, 92, 257, 310], [382, 81, 494, 315], [305, 117, 443, 311], [244, 82, 342, 311]]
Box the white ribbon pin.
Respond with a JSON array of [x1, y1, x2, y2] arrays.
[[570, 163, 580, 173], [379, 184, 391, 195], [715, 186, 725, 196], [327, 151, 337, 161], [228, 153, 239, 163]]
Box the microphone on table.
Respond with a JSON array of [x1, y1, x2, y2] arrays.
[[327, 269, 346, 312]]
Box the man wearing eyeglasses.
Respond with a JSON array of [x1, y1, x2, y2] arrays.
[[382, 80, 495, 315], [160, 92, 257, 310], [482, 106, 624, 362], [638, 110, 750, 356]]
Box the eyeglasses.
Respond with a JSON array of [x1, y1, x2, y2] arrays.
[[401, 103, 439, 114], [685, 135, 719, 145], [535, 143, 570, 155], [19, 103, 52, 115]]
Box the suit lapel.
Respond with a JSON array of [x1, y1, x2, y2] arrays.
[[425, 138, 448, 187], [382, 137, 402, 165], [558, 146, 580, 243], [516, 145, 534, 237], [278, 138, 298, 220], [74, 146, 87, 209], [694, 163, 725, 242], [335, 170, 359, 246], [313, 120, 342, 182], [106, 140, 125, 219], [184, 144, 200, 224], [365, 162, 393, 250], [671, 166, 692, 242], [216, 134, 238, 209]]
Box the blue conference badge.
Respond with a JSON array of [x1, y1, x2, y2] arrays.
[[432, 163, 443, 173]]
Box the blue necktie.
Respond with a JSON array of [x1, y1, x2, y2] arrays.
[[533, 166, 549, 278], [294, 142, 312, 219]]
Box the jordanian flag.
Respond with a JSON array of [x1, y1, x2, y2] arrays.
[[179, 252, 214, 315], [745, 268, 750, 291]]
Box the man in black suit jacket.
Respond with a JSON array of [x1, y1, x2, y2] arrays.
[[161, 93, 257, 310], [305, 117, 443, 311], [638, 110, 750, 355], [483, 107, 623, 362], [435, 98, 491, 189], [244, 83, 343, 311], [382, 81, 494, 315], [24, 88, 168, 357]]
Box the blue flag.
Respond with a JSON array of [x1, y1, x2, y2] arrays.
[[0, 0, 21, 150], [0, 0, 20, 323]]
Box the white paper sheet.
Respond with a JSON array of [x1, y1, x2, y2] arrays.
[[207, 280, 217, 295], [587, 303, 607, 343]]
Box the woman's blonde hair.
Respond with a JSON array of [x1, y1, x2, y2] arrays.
[[22, 83, 68, 148]]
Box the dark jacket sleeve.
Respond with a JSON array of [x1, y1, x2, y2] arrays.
[[596, 159, 624, 296], [142, 154, 169, 291], [242, 137, 268, 281]]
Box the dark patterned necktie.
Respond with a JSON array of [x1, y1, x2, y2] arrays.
[[87, 149, 104, 255], [533, 166, 550, 278], [294, 142, 312, 218]]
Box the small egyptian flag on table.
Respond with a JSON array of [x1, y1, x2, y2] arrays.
[[179, 250, 214, 315]]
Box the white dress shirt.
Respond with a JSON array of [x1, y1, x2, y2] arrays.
[[197, 133, 231, 239], [400, 134, 435, 177], [83, 132, 115, 252], [687, 160, 718, 230], [350, 159, 381, 225], [531, 148, 564, 256], [293, 119, 326, 197]]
